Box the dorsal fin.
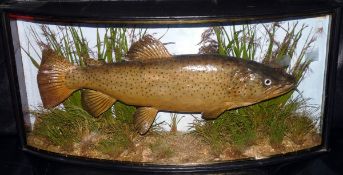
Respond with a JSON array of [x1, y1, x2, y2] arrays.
[[126, 35, 172, 61], [83, 56, 105, 66]]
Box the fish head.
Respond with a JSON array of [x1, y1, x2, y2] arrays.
[[237, 61, 296, 102]]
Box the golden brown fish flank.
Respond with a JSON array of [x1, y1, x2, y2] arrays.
[[66, 56, 232, 111], [37, 35, 295, 134]]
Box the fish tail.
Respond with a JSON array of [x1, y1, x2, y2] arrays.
[[37, 49, 76, 108]]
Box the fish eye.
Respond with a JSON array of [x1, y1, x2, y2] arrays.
[[264, 79, 272, 86]]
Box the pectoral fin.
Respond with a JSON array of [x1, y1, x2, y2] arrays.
[[81, 89, 116, 117], [126, 35, 172, 61], [134, 107, 158, 135], [202, 108, 226, 119]]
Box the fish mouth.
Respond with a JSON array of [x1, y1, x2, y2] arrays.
[[267, 83, 295, 98]]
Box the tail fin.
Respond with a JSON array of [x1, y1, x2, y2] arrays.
[[37, 49, 76, 108]]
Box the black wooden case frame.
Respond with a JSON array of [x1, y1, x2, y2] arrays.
[[0, 0, 341, 173]]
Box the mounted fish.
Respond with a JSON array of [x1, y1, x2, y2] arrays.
[[37, 35, 295, 135]]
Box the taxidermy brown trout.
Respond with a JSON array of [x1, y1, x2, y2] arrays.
[[38, 35, 295, 134]]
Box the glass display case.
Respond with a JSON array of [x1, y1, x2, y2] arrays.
[[0, 0, 341, 173]]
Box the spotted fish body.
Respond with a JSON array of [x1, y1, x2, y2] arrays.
[[37, 35, 295, 134]]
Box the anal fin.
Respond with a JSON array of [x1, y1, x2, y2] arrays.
[[134, 107, 158, 135], [81, 89, 116, 117]]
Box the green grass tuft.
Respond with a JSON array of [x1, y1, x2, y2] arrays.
[[149, 137, 174, 159], [31, 102, 135, 156], [113, 101, 136, 125], [97, 125, 133, 157], [192, 109, 256, 154], [32, 105, 97, 150]]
